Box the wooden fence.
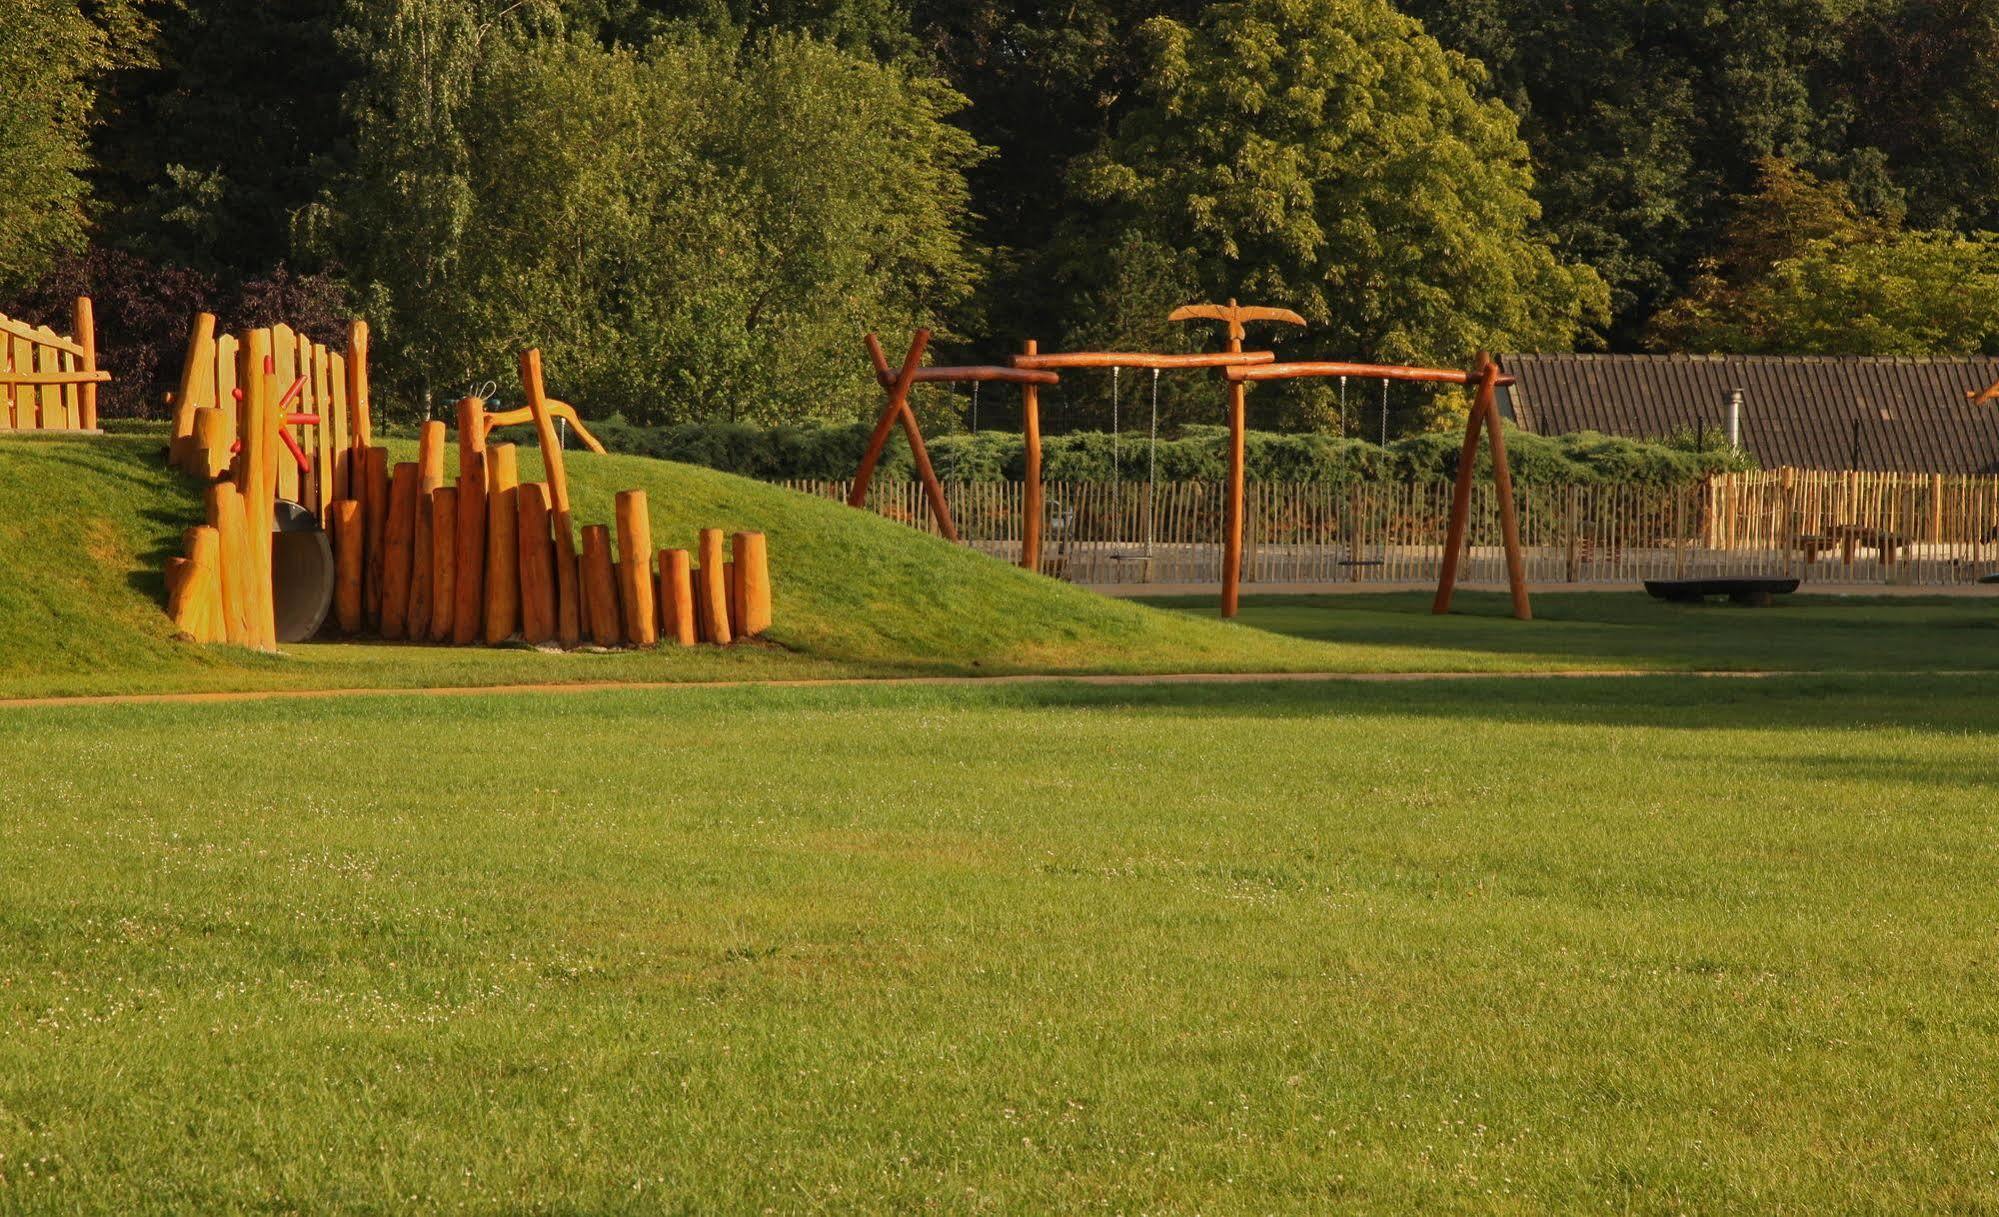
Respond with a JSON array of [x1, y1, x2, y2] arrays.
[[0, 298, 105, 432], [787, 469, 1999, 587]]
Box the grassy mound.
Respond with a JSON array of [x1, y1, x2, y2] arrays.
[[0, 433, 1331, 697]]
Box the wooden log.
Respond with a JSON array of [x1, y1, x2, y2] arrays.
[[1220, 330, 1246, 617], [235, 329, 278, 650], [329, 352, 351, 502], [517, 481, 557, 645], [170, 312, 216, 465], [361, 445, 389, 628], [483, 444, 521, 643], [379, 461, 419, 640], [518, 350, 581, 647], [408, 420, 446, 638], [852, 330, 929, 508], [1479, 354, 1532, 621], [346, 320, 371, 449], [191, 407, 231, 480], [1021, 338, 1043, 573], [169, 526, 224, 642], [659, 548, 696, 646], [732, 531, 772, 636], [429, 486, 457, 642], [205, 483, 253, 646], [333, 498, 363, 634], [697, 528, 731, 644], [271, 325, 299, 504], [580, 525, 622, 646], [1431, 375, 1488, 615], [615, 490, 657, 646], [725, 560, 739, 637], [74, 296, 98, 431], [453, 397, 488, 644]]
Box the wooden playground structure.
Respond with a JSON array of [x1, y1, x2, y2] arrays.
[[1, 297, 106, 432], [159, 316, 771, 651], [856, 302, 1532, 619]]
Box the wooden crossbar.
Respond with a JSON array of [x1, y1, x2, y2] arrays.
[[482, 399, 607, 454], [1012, 351, 1274, 371], [0, 314, 87, 358]]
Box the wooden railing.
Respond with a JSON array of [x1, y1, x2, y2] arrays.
[[0, 297, 105, 432], [788, 470, 1999, 587]]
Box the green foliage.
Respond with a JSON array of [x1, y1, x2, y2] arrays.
[[1053, 0, 1609, 425], [1651, 160, 1999, 355], [318, 12, 982, 423], [0, 1, 109, 292], [585, 418, 1752, 486]]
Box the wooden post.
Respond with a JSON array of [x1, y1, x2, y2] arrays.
[[379, 462, 419, 640], [615, 491, 657, 646], [191, 407, 230, 480], [1221, 331, 1246, 616], [453, 397, 488, 644], [580, 525, 622, 646], [732, 531, 771, 636], [697, 528, 732, 644], [1431, 371, 1488, 615], [1477, 355, 1531, 620], [346, 320, 372, 450], [429, 486, 457, 642], [1022, 339, 1044, 573], [235, 328, 278, 650], [73, 296, 97, 431], [408, 421, 445, 639], [169, 526, 224, 642], [520, 349, 580, 647], [861, 333, 960, 542], [362, 445, 389, 629], [852, 329, 929, 508], [333, 498, 363, 634], [517, 482, 557, 644], [659, 548, 696, 646], [170, 312, 216, 465], [1929, 472, 1945, 543], [206, 483, 253, 647], [483, 444, 520, 644]]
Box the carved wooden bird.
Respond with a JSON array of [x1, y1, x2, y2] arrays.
[[1168, 299, 1307, 343]]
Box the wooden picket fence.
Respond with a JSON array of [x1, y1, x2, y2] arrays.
[[0, 298, 105, 432], [789, 469, 1999, 586]]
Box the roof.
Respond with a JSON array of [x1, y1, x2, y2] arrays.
[[1497, 353, 1999, 473]]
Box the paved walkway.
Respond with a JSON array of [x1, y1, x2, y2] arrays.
[[0, 667, 1828, 711]]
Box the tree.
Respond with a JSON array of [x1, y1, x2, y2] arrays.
[[1052, 0, 1607, 429], [0, 1, 116, 292], [319, 18, 984, 422]]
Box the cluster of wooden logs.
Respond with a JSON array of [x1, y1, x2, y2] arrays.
[[0, 296, 106, 431], [164, 331, 773, 649]]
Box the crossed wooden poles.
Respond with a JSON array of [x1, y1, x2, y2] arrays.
[[856, 309, 1532, 621]]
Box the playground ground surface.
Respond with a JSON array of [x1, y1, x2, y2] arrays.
[[3, 668, 1996, 1212]]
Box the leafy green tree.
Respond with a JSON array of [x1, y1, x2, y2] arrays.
[[1053, 0, 1607, 430], [319, 17, 984, 422], [0, 1, 119, 292]]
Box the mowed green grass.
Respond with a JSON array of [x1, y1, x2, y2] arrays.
[[1152, 589, 1999, 673], [3, 675, 1997, 1212]]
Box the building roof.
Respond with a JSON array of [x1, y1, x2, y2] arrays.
[[1497, 353, 1999, 473]]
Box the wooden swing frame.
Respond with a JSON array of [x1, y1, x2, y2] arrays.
[[1226, 352, 1531, 620]]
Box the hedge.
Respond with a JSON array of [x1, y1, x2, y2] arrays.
[[582, 418, 1755, 488]]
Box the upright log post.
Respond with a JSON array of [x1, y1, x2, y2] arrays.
[[520, 349, 580, 647], [733, 531, 771, 637], [1430, 371, 1487, 616], [205, 483, 253, 646], [517, 482, 557, 645], [852, 330, 930, 509], [1022, 339, 1043, 572], [191, 408, 230, 480], [235, 328, 277, 650], [1222, 329, 1246, 617], [697, 528, 732, 645], [614, 491, 657, 646], [453, 397, 488, 644], [73, 296, 97, 431], [333, 498, 363, 634], [346, 320, 372, 451], [407, 421, 446, 639], [362, 446, 390, 628], [659, 549, 696, 647], [483, 444, 521, 644], [171, 312, 217, 467], [429, 486, 458, 642], [580, 525, 623, 646], [379, 462, 420, 640]]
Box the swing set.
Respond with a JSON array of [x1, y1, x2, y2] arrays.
[[853, 302, 1531, 621]]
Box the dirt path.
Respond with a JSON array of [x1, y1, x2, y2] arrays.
[[0, 667, 1824, 711]]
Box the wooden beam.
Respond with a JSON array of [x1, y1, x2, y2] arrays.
[[1010, 350, 1273, 372]]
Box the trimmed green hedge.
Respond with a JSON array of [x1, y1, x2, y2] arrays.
[[583, 419, 1755, 487]]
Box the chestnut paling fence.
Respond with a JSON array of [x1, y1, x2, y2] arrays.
[[785, 469, 1999, 586]]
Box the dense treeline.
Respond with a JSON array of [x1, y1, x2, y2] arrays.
[[7, 0, 1998, 431], [578, 418, 1752, 487]]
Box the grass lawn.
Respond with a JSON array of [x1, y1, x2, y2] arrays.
[[3, 674, 1996, 1211]]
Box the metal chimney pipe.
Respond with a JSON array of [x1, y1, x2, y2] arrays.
[[1726, 389, 1744, 450]]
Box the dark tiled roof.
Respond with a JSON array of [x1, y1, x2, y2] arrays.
[[1497, 353, 1999, 473]]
